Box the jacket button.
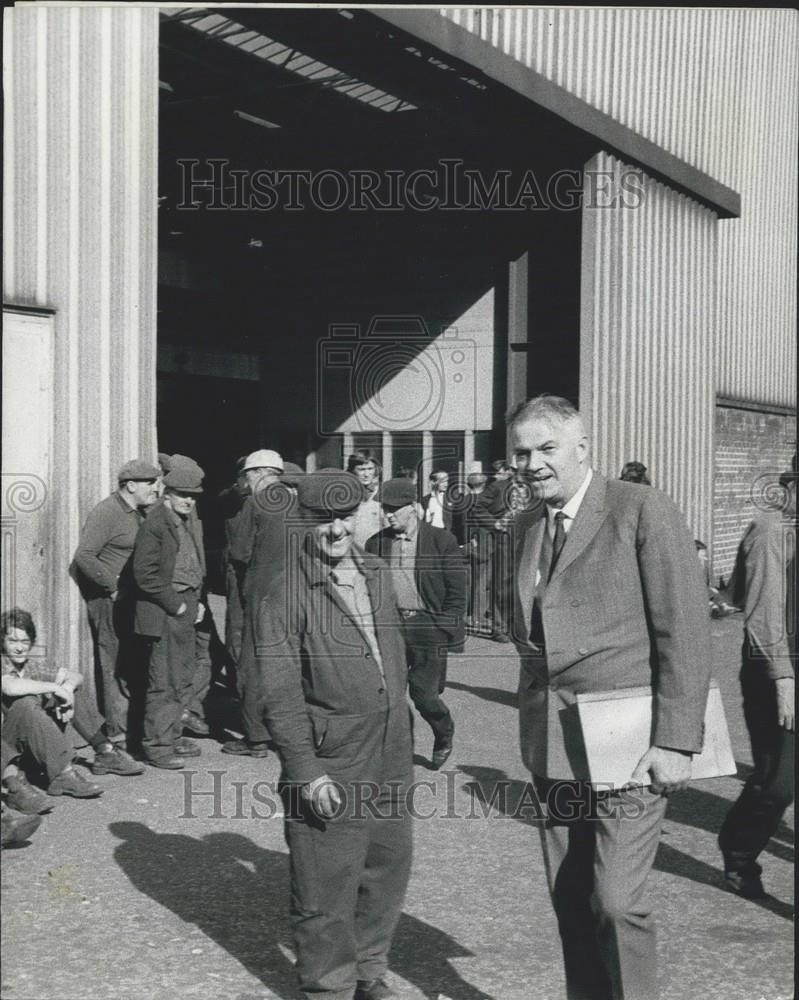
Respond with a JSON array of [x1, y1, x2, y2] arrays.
[[365, 652, 371, 659], [577, 648, 588, 656], [378, 687, 385, 694], [550, 683, 558, 692], [571, 600, 580, 607]]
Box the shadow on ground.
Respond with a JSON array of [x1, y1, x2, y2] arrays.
[[455, 767, 795, 922], [109, 823, 494, 1000], [447, 681, 518, 709], [663, 766, 794, 863]]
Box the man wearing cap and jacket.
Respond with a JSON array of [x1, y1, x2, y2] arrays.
[[366, 478, 466, 770], [255, 468, 413, 1000], [132, 456, 207, 769], [72, 458, 160, 774], [223, 448, 290, 757]]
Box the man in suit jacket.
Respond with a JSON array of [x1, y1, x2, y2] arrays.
[[367, 478, 466, 769], [420, 470, 455, 533], [255, 470, 412, 1000], [507, 395, 711, 1000], [133, 456, 206, 769]]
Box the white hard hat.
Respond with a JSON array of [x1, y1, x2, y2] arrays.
[[243, 449, 284, 473]]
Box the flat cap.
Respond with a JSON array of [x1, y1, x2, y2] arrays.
[[163, 455, 204, 494], [379, 478, 418, 508], [118, 458, 161, 483], [243, 449, 284, 473], [296, 469, 363, 516], [280, 461, 306, 487]]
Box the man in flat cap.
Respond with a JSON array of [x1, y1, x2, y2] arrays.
[[71, 458, 160, 775], [132, 455, 207, 768], [255, 469, 412, 1000], [225, 448, 288, 757], [366, 478, 466, 769]]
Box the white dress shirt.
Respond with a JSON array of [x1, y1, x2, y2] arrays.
[[535, 469, 593, 586]]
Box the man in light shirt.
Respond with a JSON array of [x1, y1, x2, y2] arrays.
[[347, 451, 386, 548], [421, 470, 453, 532], [508, 394, 710, 1000], [718, 464, 795, 898]]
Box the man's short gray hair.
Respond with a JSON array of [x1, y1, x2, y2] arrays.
[[506, 394, 582, 428]]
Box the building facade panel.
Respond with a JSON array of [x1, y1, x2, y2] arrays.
[[2, 5, 159, 672], [581, 152, 716, 545], [443, 7, 797, 408], [713, 405, 796, 579]]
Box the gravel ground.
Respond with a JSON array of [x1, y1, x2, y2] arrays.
[[1, 609, 793, 1000]]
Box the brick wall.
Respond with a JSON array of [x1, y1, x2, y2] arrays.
[[713, 404, 796, 582]]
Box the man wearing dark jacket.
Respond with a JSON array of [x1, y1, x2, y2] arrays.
[[256, 469, 412, 1000], [132, 456, 206, 769], [224, 448, 288, 757], [366, 478, 466, 769]]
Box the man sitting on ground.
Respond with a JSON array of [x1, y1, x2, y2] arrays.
[[1, 609, 103, 800]]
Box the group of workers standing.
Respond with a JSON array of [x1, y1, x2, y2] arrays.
[[1, 393, 795, 1000]]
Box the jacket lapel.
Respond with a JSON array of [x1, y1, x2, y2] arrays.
[[547, 472, 608, 583], [516, 512, 545, 638]]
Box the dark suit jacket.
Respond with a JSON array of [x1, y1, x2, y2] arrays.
[[511, 472, 711, 780], [229, 482, 296, 614], [132, 500, 206, 637], [366, 521, 466, 649], [255, 547, 412, 787], [420, 492, 455, 533]]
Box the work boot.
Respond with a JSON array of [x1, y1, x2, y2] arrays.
[[354, 979, 395, 1000], [147, 756, 184, 770], [90, 744, 145, 776], [3, 773, 52, 814], [174, 737, 201, 757], [181, 710, 210, 737], [221, 738, 269, 758], [1, 805, 43, 848], [47, 767, 103, 798]]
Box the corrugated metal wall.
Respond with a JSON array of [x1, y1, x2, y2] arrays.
[[2, 6, 159, 672], [581, 153, 717, 541], [444, 7, 797, 407]]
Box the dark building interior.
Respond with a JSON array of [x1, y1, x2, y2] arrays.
[[157, 7, 586, 528]]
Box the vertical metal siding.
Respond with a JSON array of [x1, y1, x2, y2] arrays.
[[444, 8, 797, 409], [581, 153, 716, 541], [2, 6, 159, 673]]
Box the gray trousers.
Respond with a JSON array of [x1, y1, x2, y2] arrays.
[[535, 778, 667, 1000], [2, 697, 72, 782], [142, 592, 198, 762], [86, 594, 134, 739]]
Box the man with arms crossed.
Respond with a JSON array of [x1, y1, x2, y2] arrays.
[[508, 395, 711, 1000]]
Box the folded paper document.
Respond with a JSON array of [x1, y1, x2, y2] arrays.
[[576, 682, 736, 788]]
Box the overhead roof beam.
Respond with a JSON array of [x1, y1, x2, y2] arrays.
[[369, 10, 741, 219]]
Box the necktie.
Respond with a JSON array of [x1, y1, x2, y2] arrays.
[[548, 511, 567, 580]]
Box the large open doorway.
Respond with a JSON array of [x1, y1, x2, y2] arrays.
[[157, 7, 587, 560]]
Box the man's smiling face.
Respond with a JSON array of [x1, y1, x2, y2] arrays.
[[510, 415, 588, 508]]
